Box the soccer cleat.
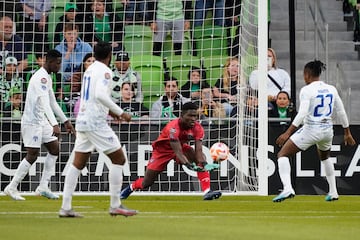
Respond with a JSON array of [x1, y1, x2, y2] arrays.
[[4, 185, 25, 201], [325, 195, 339, 202], [203, 190, 222, 200], [59, 208, 83, 218], [35, 186, 60, 200], [109, 205, 138, 217], [272, 190, 295, 202], [120, 185, 133, 199]]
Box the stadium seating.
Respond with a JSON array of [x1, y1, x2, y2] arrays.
[[163, 31, 193, 57], [48, 7, 65, 49], [193, 26, 228, 57], [165, 55, 201, 88], [123, 25, 153, 57], [131, 55, 164, 107], [202, 55, 228, 86]]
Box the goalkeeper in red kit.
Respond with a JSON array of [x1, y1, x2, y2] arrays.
[[120, 102, 222, 200]]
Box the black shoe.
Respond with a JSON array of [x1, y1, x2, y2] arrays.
[[203, 190, 222, 200]]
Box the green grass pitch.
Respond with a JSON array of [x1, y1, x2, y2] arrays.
[[0, 195, 359, 240]]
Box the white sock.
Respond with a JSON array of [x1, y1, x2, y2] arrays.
[[321, 158, 338, 196], [39, 153, 58, 189], [278, 156, 293, 192], [109, 164, 123, 209], [61, 164, 80, 211], [9, 159, 31, 189]]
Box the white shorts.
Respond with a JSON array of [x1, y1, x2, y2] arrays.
[[74, 127, 121, 154], [290, 126, 333, 151], [154, 19, 185, 43], [21, 122, 57, 148]]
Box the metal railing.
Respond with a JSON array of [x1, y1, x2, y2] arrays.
[[304, 0, 329, 81]]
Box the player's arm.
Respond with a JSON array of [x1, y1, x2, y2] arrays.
[[334, 92, 356, 146], [169, 140, 191, 165], [48, 88, 75, 134], [94, 74, 127, 120]]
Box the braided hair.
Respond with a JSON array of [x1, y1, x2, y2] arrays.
[[304, 59, 326, 78]]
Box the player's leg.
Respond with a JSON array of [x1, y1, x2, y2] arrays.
[[36, 139, 60, 199], [121, 150, 169, 199], [60, 131, 93, 217], [59, 151, 90, 218], [183, 145, 222, 200], [273, 138, 301, 202], [107, 148, 138, 216], [4, 147, 40, 201], [317, 131, 338, 201], [4, 124, 43, 200]]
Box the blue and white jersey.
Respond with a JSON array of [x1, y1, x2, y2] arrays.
[[293, 81, 348, 129], [76, 60, 123, 131]]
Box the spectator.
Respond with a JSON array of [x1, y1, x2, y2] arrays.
[[83, 0, 123, 52], [0, 56, 23, 102], [3, 87, 23, 121], [54, 2, 83, 46], [225, 0, 241, 56], [0, 1, 21, 20], [249, 48, 291, 105], [268, 90, 297, 127], [118, 82, 149, 120], [55, 23, 93, 83], [73, 53, 96, 117], [122, 0, 148, 24], [150, 77, 190, 119], [147, 0, 192, 56], [0, 16, 28, 73], [180, 66, 210, 100], [212, 57, 242, 116], [111, 51, 143, 103], [197, 87, 225, 124], [17, 0, 51, 53], [193, 0, 225, 27]]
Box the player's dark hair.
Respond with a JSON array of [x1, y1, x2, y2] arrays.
[[182, 102, 198, 114], [304, 59, 326, 77], [94, 41, 112, 60], [46, 49, 62, 61]]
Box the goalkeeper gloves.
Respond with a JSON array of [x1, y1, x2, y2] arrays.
[[186, 163, 205, 172], [204, 163, 220, 171]]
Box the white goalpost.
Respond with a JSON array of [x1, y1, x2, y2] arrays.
[[0, 0, 268, 196]]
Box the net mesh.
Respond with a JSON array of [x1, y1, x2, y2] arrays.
[[0, 0, 265, 195]]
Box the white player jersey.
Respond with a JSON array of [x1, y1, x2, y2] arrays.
[[76, 61, 116, 131], [22, 67, 54, 125], [293, 81, 346, 129]]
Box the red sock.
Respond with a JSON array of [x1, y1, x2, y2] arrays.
[[197, 171, 210, 192], [131, 178, 144, 190]]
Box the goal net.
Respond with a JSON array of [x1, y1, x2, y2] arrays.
[[0, 0, 267, 196]]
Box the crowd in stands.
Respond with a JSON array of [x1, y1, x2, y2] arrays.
[[0, 0, 293, 125]]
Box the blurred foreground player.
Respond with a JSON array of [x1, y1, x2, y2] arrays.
[[120, 102, 222, 200], [273, 60, 355, 202], [59, 42, 137, 217]]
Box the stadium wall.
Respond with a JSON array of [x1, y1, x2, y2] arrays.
[[1, 123, 359, 195]]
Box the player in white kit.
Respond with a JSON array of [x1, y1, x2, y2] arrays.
[[273, 60, 356, 202], [59, 41, 137, 218], [4, 49, 75, 201]]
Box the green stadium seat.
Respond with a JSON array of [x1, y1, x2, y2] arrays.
[[123, 25, 153, 57], [202, 55, 228, 87], [163, 31, 192, 57], [193, 26, 228, 57], [52, 0, 67, 8], [131, 55, 164, 97], [165, 55, 201, 88]]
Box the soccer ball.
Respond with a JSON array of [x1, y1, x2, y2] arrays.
[[210, 142, 229, 162]]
